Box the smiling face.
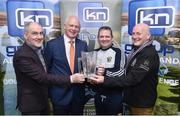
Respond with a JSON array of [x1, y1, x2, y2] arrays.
[[24, 22, 44, 48], [132, 23, 151, 47], [64, 16, 80, 40], [98, 29, 113, 49]]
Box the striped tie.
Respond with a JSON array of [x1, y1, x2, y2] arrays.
[[69, 41, 74, 74]]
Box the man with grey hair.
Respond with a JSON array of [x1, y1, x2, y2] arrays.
[[13, 22, 85, 115], [45, 16, 88, 115], [91, 23, 160, 115]]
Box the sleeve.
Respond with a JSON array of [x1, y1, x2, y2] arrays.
[[103, 52, 154, 88], [13, 55, 71, 86]]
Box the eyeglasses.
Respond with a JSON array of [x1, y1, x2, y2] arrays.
[[31, 31, 44, 36]]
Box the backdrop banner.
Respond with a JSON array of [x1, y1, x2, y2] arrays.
[[121, 0, 180, 115], [0, 0, 179, 115]]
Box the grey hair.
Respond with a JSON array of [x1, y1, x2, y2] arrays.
[[24, 22, 42, 33]]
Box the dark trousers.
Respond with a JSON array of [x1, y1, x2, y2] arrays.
[[21, 107, 49, 115], [53, 100, 85, 115], [95, 93, 123, 115]]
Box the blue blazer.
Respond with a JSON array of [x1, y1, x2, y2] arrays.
[[44, 35, 88, 106]]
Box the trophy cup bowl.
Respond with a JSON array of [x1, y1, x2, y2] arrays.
[[81, 51, 97, 78]]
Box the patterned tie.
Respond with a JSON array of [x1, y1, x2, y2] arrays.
[[69, 41, 74, 74], [37, 49, 46, 72]]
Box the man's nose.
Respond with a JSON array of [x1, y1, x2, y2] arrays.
[[72, 26, 79, 31]]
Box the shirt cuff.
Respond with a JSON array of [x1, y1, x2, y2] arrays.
[[70, 75, 73, 83]]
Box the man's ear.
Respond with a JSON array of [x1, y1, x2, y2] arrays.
[[64, 24, 66, 30], [24, 33, 27, 40], [148, 34, 151, 40]]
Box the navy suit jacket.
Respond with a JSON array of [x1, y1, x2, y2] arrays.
[[44, 35, 88, 106]]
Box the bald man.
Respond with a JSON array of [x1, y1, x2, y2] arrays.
[[91, 23, 160, 115]]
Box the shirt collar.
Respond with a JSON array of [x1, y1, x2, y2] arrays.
[[26, 42, 42, 52], [64, 34, 75, 44], [99, 44, 112, 51]]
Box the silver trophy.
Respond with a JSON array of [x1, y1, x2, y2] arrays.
[[80, 51, 97, 78]]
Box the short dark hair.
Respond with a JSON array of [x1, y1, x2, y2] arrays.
[[97, 26, 113, 38]]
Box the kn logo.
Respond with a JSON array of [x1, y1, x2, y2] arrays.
[[136, 6, 175, 28], [15, 8, 53, 29], [78, 2, 109, 28], [128, 0, 175, 36], [6, 0, 53, 38], [16, 8, 53, 29], [83, 7, 109, 22]]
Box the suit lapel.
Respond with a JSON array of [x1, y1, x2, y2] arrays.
[[24, 43, 46, 72], [74, 39, 82, 73]]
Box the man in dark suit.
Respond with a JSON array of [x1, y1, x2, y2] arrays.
[[13, 22, 85, 115], [44, 16, 88, 115]]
